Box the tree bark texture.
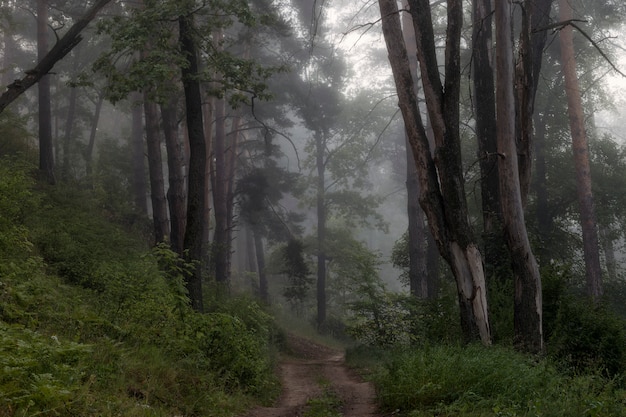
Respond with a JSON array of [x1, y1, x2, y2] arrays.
[[495, 0, 543, 354], [379, 0, 491, 344], [0, 0, 113, 114], [37, 0, 55, 185], [471, 0, 510, 285], [161, 97, 187, 255], [401, 0, 431, 299], [144, 96, 170, 244], [558, 0, 603, 300], [515, 0, 554, 205], [180, 14, 206, 312]]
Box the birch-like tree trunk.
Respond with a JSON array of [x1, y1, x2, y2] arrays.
[[495, 0, 543, 353], [558, 0, 603, 300], [401, 0, 431, 299], [379, 0, 491, 344]]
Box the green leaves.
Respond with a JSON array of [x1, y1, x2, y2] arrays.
[[0, 323, 92, 414]]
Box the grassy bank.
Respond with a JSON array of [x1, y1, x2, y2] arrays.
[[0, 160, 279, 416], [347, 344, 626, 417]]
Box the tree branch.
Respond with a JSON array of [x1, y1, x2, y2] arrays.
[[0, 0, 113, 113]]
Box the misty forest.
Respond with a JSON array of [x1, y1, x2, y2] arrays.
[[2, 0, 626, 416]]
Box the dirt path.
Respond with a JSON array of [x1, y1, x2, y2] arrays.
[[241, 334, 383, 417]]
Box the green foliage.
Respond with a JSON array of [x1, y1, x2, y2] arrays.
[[0, 112, 36, 161], [347, 289, 461, 348], [93, 0, 281, 106], [0, 323, 92, 416], [304, 381, 342, 417], [0, 163, 279, 416], [367, 345, 626, 417], [549, 298, 626, 377], [280, 239, 313, 311]]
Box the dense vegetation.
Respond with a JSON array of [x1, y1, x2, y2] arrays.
[[0, 153, 280, 416]]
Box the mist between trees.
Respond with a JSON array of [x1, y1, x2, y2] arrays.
[[1, 0, 626, 415]]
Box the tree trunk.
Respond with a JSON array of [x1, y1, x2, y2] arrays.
[[161, 97, 187, 255], [379, 0, 491, 344], [515, 0, 554, 204], [180, 14, 206, 312], [131, 92, 148, 214], [144, 96, 170, 244], [84, 91, 104, 184], [599, 226, 617, 282], [37, 0, 55, 185], [558, 0, 603, 301], [202, 95, 213, 268], [495, 0, 543, 354], [315, 129, 327, 328], [253, 228, 268, 303], [401, 0, 431, 299], [471, 0, 509, 289]]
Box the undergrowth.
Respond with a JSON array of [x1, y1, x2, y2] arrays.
[[0, 159, 279, 416], [347, 344, 626, 417]]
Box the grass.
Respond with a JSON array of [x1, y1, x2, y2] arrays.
[[347, 344, 626, 417], [304, 378, 343, 417]]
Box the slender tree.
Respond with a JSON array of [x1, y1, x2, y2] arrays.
[[558, 0, 603, 300], [495, 0, 543, 353], [379, 0, 490, 344], [179, 12, 206, 312]]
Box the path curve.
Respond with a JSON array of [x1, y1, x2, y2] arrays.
[[241, 334, 382, 417]]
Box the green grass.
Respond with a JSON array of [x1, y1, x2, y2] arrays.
[[304, 379, 342, 417], [347, 344, 626, 417]]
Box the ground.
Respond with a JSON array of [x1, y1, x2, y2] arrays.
[[241, 334, 384, 417]]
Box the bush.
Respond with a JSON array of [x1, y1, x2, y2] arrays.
[[371, 344, 626, 416], [549, 297, 626, 377], [0, 323, 92, 416]]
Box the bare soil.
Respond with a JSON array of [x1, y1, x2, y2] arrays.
[[241, 334, 384, 417]]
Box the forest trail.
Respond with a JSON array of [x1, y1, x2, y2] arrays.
[[241, 334, 383, 417]]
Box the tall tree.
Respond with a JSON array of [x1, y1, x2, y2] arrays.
[[378, 0, 490, 344], [495, 0, 543, 353], [161, 96, 186, 255], [144, 97, 170, 244], [558, 0, 603, 300], [401, 0, 437, 299], [179, 12, 206, 312]]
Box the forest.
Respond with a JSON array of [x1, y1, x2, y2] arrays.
[[1, 0, 626, 416]]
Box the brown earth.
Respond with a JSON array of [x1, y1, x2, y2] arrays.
[[241, 334, 385, 417]]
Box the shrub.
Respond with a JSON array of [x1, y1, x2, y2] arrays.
[[549, 297, 626, 377], [0, 323, 91, 416]]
